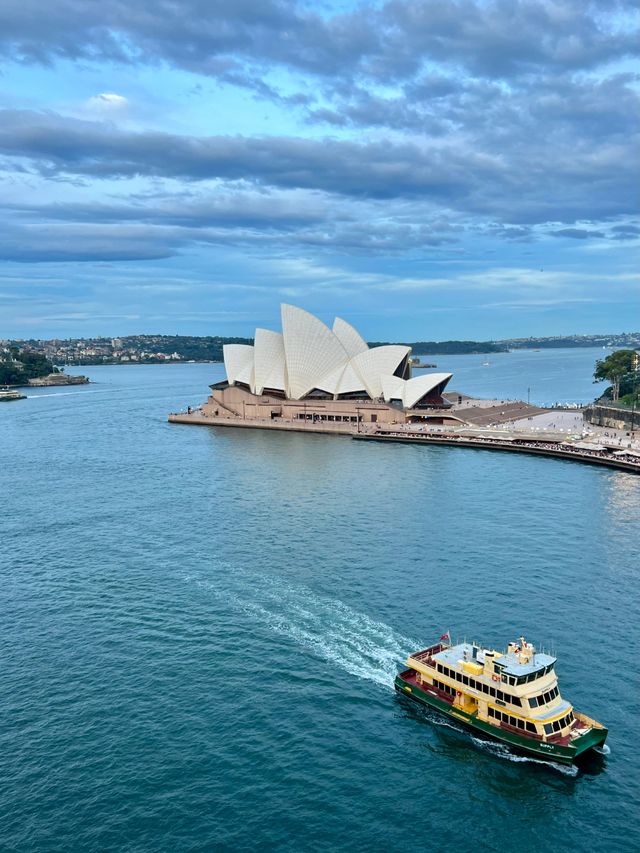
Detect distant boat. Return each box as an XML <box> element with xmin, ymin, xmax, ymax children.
<box><xmin>482</xmin><ymin>361</ymin><xmax>490</xmax><ymax>366</ymax></box>
<box><xmin>0</xmin><ymin>387</ymin><xmax>26</xmax><ymax>402</ymax></box>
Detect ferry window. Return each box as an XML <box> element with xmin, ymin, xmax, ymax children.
<box><xmin>530</xmin><ymin>697</ymin><xmax>538</xmax><ymax>708</ymax></box>
<box><xmin>437</xmin><ymin>664</ymin><xmax>442</xmax><ymax>673</ymax></box>
<box><xmin>544</xmin><ymin>723</ymin><xmax>553</xmax><ymax>734</ymax></box>
<box><xmin>488</xmin><ymin>707</ymin><xmax>494</xmax><ymax>718</ymax></box>
<box><xmin>511</xmin><ymin>697</ymin><xmax>522</xmax><ymax>707</ymax></box>
<box><xmin>463</xmin><ymin>676</ymin><xmax>469</xmax><ymax>686</ymax></box>
<box><xmin>553</xmin><ymin>720</ymin><xmax>561</xmax><ymax>732</ymax></box>
<box><xmin>482</xmin><ymin>684</ymin><xmax>488</xmax><ymax>694</ymax></box>
<box><xmin>517</xmin><ymin>719</ymin><xmax>524</xmax><ymax>729</ymax></box>
<box><xmin>497</xmin><ymin>690</ymin><xmax>504</xmax><ymax>701</ymax></box>
<box><xmin>489</xmin><ymin>687</ymin><xmax>495</xmax><ymax>697</ymax></box>
<box><xmin>509</xmin><ymin>716</ymin><xmax>516</xmax><ymax>727</ymax></box>
<box><xmin>526</xmin><ymin>722</ymin><xmax>536</xmax><ymax>733</ymax></box>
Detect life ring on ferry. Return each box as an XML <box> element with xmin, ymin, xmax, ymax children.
<box><xmin>456</xmin><ymin>690</ymin><xmax>462</xmax><ymax>698</ymax></box>
<box><xmin>492</xmin><ymin>674</ymin><xmax>500</xmax><ymax>682</ymax></box>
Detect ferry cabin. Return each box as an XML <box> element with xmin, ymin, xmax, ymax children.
<box><xmin>406</xmin><ymin>638</ymin><xmax>576</xmax><ymax>743</ymax></box>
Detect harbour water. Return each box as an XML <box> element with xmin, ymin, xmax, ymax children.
<box><xmin>1</xmin><ymin>350</ymin><xmax>639</xmax><ymax>852</ymax></box>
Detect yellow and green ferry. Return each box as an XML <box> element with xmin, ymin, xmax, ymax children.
<box><xmin>395</xmin><ymin>635</ymin><xmax>607</xmax><ymax>765</ymax></box>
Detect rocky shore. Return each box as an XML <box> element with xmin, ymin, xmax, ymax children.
<box><xmin>25</xmin><ymin>373</ymin><xmax>90</xmax><ymax>387</ymax></box>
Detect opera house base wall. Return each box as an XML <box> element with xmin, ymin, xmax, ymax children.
<box><xmin>204</xmin><ymin>384</ymin><xmax>404</xmax><ymax>425</ymax></box>
<box><xmin>168</xmin><ymin>384</ymin><xmax>464</xmax><ymax>432</ymax></box>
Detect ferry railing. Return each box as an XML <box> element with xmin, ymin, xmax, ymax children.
<box><xmin>409</xmin><ymin>643</ymin><xmax>447</xmax><ymax>663</ymax></box>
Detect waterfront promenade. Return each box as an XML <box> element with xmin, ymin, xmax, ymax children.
<box><xmin>168</xmin><ymin>409</ymin><xmax>640</xmax><ymax>474</ymax></box>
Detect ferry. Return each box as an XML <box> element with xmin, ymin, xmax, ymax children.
<box><xmin>0</xmin><ymin>387</ymin><xmax>26</xmax><ymax>402</ymax></box>
<box><xmin>395</xmin><ymin>635</ymin><xmax>608</xmax><ymax>765</ymax></box>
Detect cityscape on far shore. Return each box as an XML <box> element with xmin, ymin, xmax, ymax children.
<box><xmin>3</xmin><ymin>330</ymin><xmax>640</xmax><ymax>366</ymax></box>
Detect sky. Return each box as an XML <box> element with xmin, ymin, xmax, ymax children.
<box><xmin>0</xmin><ymin>0</ymin><xmax>638</xmax><ymax>341</ymax></box>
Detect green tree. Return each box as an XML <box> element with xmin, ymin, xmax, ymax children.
<box><xmin>594</xmin><ymin>349</ymin><xmax>637</xmax><ymax>402</ymax></box>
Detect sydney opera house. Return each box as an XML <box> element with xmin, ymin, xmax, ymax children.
<box><xmin>200</xmin><ymin>304</ymin><xmax>454</xmax><ymax>427</ymax></box>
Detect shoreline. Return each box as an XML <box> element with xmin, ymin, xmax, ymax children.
<box><xmin>354</xmin><ymin>431</ymin><xmax>640</xmax><ymax>474</ymax></box>
<box><xmin>168</xmin><ymin>412</ymin><xmax>640</xmax><ymax>474</ymax></box>
<box><xmin>8</xmin><ymin>377</ymin><xmax>91</xmax><ymax>389</ymax></box>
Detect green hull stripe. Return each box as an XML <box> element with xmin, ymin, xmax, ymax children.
<box><xmin>395</xmin><ymin>676</ymin><xmax>606</xmax><ymax>765</ymax></box>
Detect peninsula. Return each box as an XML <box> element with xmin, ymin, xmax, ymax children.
<box><xmin>168</xmin><ymin>304</ymin><xmax>640</xmax><ymax>475</ymax></box>
<box><xmin>0</xmin><ymin>346</ymin><xmax>89</xmax><ymax>388</ymax></box>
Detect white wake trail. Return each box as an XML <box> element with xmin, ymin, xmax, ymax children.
<box><xmin>189</xmin><ymin>567</ymin><xmax>419</xmax><ymax>690</ymax></box>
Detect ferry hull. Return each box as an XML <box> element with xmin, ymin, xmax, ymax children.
<box><xmin>394</xmin><ymin>673</ymin><xmax>607</xmax><ymax>766</ymax></box>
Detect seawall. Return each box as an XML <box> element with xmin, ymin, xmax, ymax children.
<box><xmin>584</xmin><ymin>403</ymin><xmax>638</xmax><ymax>432</ymax></box>
<box><xmin>168</xmin><ymin>412</ymin><xmax>640</xmax><ymax>474</ymax></box>
<box><xmin>353</xmin><ymin>432</ymin><xmax>640</xmax><ymax>474</ymax></box>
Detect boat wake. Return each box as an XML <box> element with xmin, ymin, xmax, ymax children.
<box><xmin>185</xmin><ymin>565</ymin><xmax>581</xmax><ymax>777</ymax></box>
<box><xmin>408</xmin><ymin>705</ymin><xmax>579</xmax><ymax>776</ymax></box>
<box><xmin>469</xmin><ymin>736</ymin><xmax>579</xmax><ymax>777</ymax></box>
<box><xmin>27</xmin><ymin>389</ymin><xmax>108</xmax><ymax>398</ymax></box>
<box><xmin>186</xmin><ymin>566</ymin><xmax>418</xmax><ymax>690</ymax></box>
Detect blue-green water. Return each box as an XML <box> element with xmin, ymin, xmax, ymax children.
<box><xmin>422</xmin><ymin>346</ymin><xmax>608</xmax><ymax>406</ymax></box>
<box><xmin>2</xmin><ymin>354</ymin><xmax>639</xmax><ymax>852</ymax></box>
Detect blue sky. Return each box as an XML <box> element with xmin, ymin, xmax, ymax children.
<box><xmin>0</xmin><ymin>0</ymin><xmax>638</xmax><ymax>340</ymax></box>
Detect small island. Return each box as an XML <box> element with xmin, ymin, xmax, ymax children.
<box><xmin>0</xmin><ymin>346</ymin><xmax>89</xmax><ymax>388</ymax></box>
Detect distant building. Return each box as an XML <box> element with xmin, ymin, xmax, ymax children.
<box><xmin>203</xmin><ymin>304</ymin><xmax>456</xmax><ymax>426</ymax></box>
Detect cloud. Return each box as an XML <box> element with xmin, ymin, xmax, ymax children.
<box><xmin>85</xmin><ymin>92</ymin><xmax>129</xmax><ymax>112</ymax></box>
<box><xmin>0</xmin><ymin>221</ymin><xmax>178</xmax><ymax>262</ymax></box>
<box><xmin>0</xmin><ymin>187</ymin><xmax>466</xmax><ymax>261</ymax></box>
<box><xmin>0</xmin><ymin>104</ymin><xmax>636</xmax><ymax>228</ymax></box>
<box><xmin>0</xmin><ymin>0</ymin><xmax>636</xmax><ymax>83</ymax></box>
<box><xmin>550</xmin><ymin>228</ymin><xmax>606</xmax><ymax>239</ymax></box>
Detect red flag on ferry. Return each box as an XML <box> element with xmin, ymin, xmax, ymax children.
<box><xmin>439</xmin><ymin>632</ymin><xmax>450</xmax><ymax>640</ymax></box>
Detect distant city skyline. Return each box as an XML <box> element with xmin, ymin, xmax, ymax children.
<box><xmin>0</xmin><ymin>1</ymin><xmax>637</xmax><ymax>339</ymax></box>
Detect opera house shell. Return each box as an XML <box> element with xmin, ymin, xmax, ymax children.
<box><xmin>220</xmin><ymin>304</ymin><xmax>452</xmax><ymax>409</ymax></box>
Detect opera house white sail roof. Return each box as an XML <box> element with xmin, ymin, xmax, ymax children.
<box><xmin>222</xmin><ymin>304</ymin><xmax>452</xmax><ymax>408</ymax></box>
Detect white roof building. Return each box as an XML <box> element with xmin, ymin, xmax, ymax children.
<box><xmin>222</xmin><ymin>304</ymin><xmax>452</xmax><ymax>408</ymax></box>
